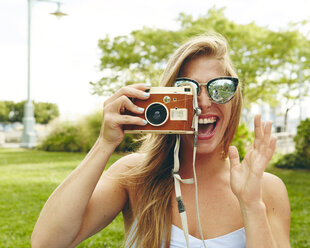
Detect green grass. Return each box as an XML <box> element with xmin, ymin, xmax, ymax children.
<box><xmin>0</xmin><ymin>148</ymin><xmax>123</xmax><ymax>248</ymax></box>
<box><xmin>0</xmin><ymin>148</ymin><xmax>309</xmax><ymax>247</ymax></box>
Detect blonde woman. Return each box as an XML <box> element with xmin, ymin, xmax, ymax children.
<box><xmin>32</xmin><ymin>34</ymin><xmax>291</xmax><ymax>248</ymax></box>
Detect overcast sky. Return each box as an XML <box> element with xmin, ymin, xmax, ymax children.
<box><xmin>0</xmin><ymin>0</ymin><xmax>310</xmax><ymax>120</ymax></box>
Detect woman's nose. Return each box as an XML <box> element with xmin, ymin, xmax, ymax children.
<box><xmin>198</xmin><ymin>87</ymin><xmax>212</xmax><ymax>110</ymax></box>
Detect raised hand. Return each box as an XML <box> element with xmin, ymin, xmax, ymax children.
<box><xmin>100</xmin><ymin>84</ymin><xmax>150</xmax><ymax>147</ymax></box>
<box><xmin>228</xmin><ymin>115</ymin><xmax>277</xmax><ymax>207</ymax></box>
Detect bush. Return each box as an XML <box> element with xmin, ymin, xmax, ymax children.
<box><xmin>39</xmin><ymin>111</ymin><xmax>142</xmax><ymax>153</ymax></box>
<box><xmin>231</xmin><ymin>122</ymin><xmax>254</xmax><ymax>160</ymax></box>
<box><xmin>273</xmin><ymin>153</ymin><xmax>304</xmax><ymax>169</ymax></box>
<box><xmin>79</xmin><ymin>111</ymin><xmax>102</xmax><ymax>152</ymax></box>
<box><xmin>294</xmin><ymin>118</ymin><xmax>310</xmax><ymax>160</ymax></box>
<box><xmin>38</xmin><ymin>122</ymin><xmax>88</xmax><ymax>152</ymax></box>
<box><xmin>274</xmin><ymin>118</ymin><xmax>310</xmax><ymax>169</ymax></box>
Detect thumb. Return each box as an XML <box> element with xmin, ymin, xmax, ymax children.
<box><xmin>228</xmin><ymin>146</ymin><xmax>240</xmax><ymax>169</ymax></box>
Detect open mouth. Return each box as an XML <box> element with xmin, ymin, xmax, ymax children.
<box><xmin>198</xmin><ymin>116</ymin><xmax>218</xmax><ymax>139</ymax></box>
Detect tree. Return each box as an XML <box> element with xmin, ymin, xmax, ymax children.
<box><xmin>263</xmin><ymin>25</ymin><xmax>310</xmax><ymax>131</ymax></box>
<box><xmin>274</xmin><ymin>118</ymin><xmax>310</xmax><ymax>169</ymax></box>
<box><xmin>34</xmin><ymin>102</ymin><xmax>60</xmax><ymax>124</ymax></box>
<box><xmin>0</xmin><ymin>101</ymin><xmax>59</xmax><ymax>124</ymax></box>
<box><xmin>0</xmin><ymin>101</ymin><xmax>14</xmax><ymax>123</ymax></box>
<box><xmin>90</xmin><ymin>7</ymin><xmax>310</xmax><ymax>113</ymax></box>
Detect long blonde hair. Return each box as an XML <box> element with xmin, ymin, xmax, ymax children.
<box><xmin>123</xmin><ymin>33</ymin><xmax>242</xmax><ymax>247</ymax></box>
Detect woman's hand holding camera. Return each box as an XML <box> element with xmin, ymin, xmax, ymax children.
<box><xmin>228</xmin><ymin>115</ymin><xmax>277</xmax><ymax>209</ymax></box>
<box><xmin>100</xmin><ymin>84</ymin><xmax>150</xmax><ymax>147</ymax></box>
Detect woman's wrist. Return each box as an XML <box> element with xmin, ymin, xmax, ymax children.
<box><xmin>96</xmin><ymin>136</ymin><xmax>119</xmax><ymax>152</ymax></box>
<box><xmin>239</xmin><ymin>200</ymin><xmax>267</xmax><ymax>219</ymax></box>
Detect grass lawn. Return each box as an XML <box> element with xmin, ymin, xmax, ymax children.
<box><xmin>0</xmin><ymin>148</ymin><xmax>309</xmax><ymax>247</ymax></box>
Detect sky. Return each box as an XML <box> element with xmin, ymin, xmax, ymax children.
<box><xmin>0</xmin><ymin>0</ymin><xmax>310</xmax><ymax>121</ymax></box>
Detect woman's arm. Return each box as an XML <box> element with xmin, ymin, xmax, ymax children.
<box><xmin>31</xmin><ymin>84</ymin><xmax>150</xmax><ymax>248</ymax></box>
<box><xmin>229</xmin><ymin>115</ymin><xmax>290</xmax><ymax>248</ymax></box>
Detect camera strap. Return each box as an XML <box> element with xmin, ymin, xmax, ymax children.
<box><xmin>172</xmin><ymin>83</ymin><xmax>207</xmax><ymax>248</ymax></box>
<box><xmin>172</xmin><ymin>135</ymin><xmax>193</xmax><ymax>247</ymax></box>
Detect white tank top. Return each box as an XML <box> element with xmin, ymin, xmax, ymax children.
<box><xmin>126</xmin><ymin>223</ymin><xmax>246</xmax><ymax>247</ymax></box>
<box><xmin>170</xmin><ymin>224</ymin><xmax>246</xmax><ymax>248</ymax></box>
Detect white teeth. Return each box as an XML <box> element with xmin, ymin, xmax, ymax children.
<box><xmin>198</xmin><ymin>117</ymin><xmax>217</xmax><ymax>124</ymax></box>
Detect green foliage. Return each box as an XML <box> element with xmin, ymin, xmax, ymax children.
<box><xmin>91</xmin><ymin>7</ymin><xmax>310</xmax><ymax>112</ymax></box>
<box><xmin>38</xmin><ymin>122</ymin><xmax>88</xmax><ymax>152</ymax></box>
<box><xmin>273</xmin><ymin>153</ymin><xmax>304</xmax><ymax>169</ymax></box>
<box><xmin>79</xmin><ymin>111</ymin><xmax>103</xmax><ymax>151</ymax></box>
<box><xmin>34</xmin><ymin>102</ymin><xmax>60</xmax><ymax>124</ymax></box>
<box><xmin>9</xmin><ymin>101</ymin><xmax>25</xmax><ymax>123</ymax></box>
<box><xmin>294</xmin><ymin>118</ymin><xmax>310</xmax><ymax>159</ymax></box>
<box><xmin>0</xmin><ymin>101</ymin><xmax>59</xmax><ymax>124</ymax></box>
<box><xmin>0</xmin><ymin>101</ymin><xmax>14</xmax><ymax>123</ymax></box>
<box><xmin>38</xmin><ymin>111</ymin><xmax>141</xmax><ymax>153</ymax></box>
<box><xmin>274</xmin><ymin>118</ymin><xmax>310</xmax><ymax>169</ymax></box>
<box><xmin>231</xmin><ymin>122</ymin><xmax>254</xmax><ymax>160</ymax></box>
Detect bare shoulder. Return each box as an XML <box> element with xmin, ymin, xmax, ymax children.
<box><xmin>262</xmin><ymin>172</ymin><xmax>288</xmax><ymax>197</ymax></box>
<box><xmin>262</xmin><ymin>172</ymin><xmax>291</xmax><ymax>218</ymax></box>
<box><xmin>104</xmin><ymin>152</ymin><xmax>146</xmax><ymax>176</ymax></box>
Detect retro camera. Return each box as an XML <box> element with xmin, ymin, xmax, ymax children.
<box><xmin>123</xmin><ymin>87</ymin><xmax>195</xmax><ymax>134</ymax></box>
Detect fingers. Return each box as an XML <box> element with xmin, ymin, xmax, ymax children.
<box><xmin>103</xmin><ymin>84</ymin><xmax>152</xmax><ymax>130</ymax></box>
<box><xmin>262</xmin><ymin>121</ymin><xmax>272</xmax><ymax>149</ymax></box>
<box><xmin>265</xmin><ymin>136</ymin><xmax>277</xmax><ymax>162</ymax></box>
<box><xmin>253</xmin><ymin>115</ymin><xmax>262</xmax><ymax>148</ymax></box>
<box><xmin>115</xmin><ymin>114</ymin><xmax>147</xmax><ymax>126</ymax></box>
<box><xmin>228</xmin><ymin>146</ymin><xmax>241</xmax><ymax>169</ymax></box>
<box><xmin>110</xmin><ymin>95</ymin><xmax>143</xmax><ymax>114</ymax></box>
<box><xmin>105</xmin><ymin>95</ymin><xmax>147</xmax><ymax>126</ymax></box>
<box><xmin>251</xmin><ymin>115</ymin><xmax>277</xmax><ymax>169</ymax></box>
<box><xmin>104</xmin><ymin>84</ymin><xmax>151</xmax><ymax>107</ymax></box>
<box><xmin>253</xmin><ymin>115</ymin><xmax>274</xmax><ymax>151</ymax></box>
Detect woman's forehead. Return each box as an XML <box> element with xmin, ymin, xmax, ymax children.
<box><xmin>179</xmin><ymin>57</ymin><xmax>225</xmax><ymax>83</ymax></box>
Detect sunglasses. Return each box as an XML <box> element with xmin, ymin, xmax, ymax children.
<box><xmin>174</xmin><ymin>77</ymin><xmax>239</xmax><ymax>104</ymax></box>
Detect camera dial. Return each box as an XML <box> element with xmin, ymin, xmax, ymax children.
<box><xmin>145</xmin><ymin>102</ymin><xmax>169</xmax><ymax>126</ymax></box>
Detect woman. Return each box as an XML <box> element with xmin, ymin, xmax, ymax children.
<box><xmin>31</xmin><ymin>34</ymin><xmax>291</xmax><ymax>248</ymax></box>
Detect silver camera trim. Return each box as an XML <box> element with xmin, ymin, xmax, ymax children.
<box><xmin>145</xmin><ymin>102</ymin><xmax>169</xmax><ymax>127</ymax></box>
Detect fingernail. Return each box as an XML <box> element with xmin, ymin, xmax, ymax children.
<box><xmin>142</xmin><ymin>119</ymin><xmax>148</xmax><ymax>125</ymax></box>
<box><xmin>138</xmin><ymin>107</ymin><xmax>144</xmax><ymax>113</ymax></box>
<box><xmin>144</xmin><ymin>92</ymin><xmax>150</xmax><ymax>97</ymax></box>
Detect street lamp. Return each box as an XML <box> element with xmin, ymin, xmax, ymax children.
<box><xmin>21</xmin><ymin>0</ymin><xmax>67</xmax><ymax>148</ymax></box>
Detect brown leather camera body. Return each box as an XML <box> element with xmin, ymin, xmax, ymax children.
<box><xmin>123</xmin><ymin>87</ymin><xmax>194</xmax><ymax>134</ymax></box>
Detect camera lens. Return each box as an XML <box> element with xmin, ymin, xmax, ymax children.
<box><xmin>145</xmin><ymin>103</ymin><xmax>168</xmax><ymax>126</ymax></box>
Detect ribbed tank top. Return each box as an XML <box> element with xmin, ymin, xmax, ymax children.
<box><xmin>126</xmin><ymin>223</ymin><xmax>246</xmax><ymax>247</ymax></box>
<box><xmin>169</xmin><ymin>224</ymin><xmax>246</xmax><ymax>248</ymax></box>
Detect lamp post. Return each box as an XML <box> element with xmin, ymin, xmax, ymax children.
<box><xmin>298</xmin><ymin>61</ymin><xmax>303</xmax><ymax>122</ymax></box>
<box><xmin>21</xmin><ymin>0</ymin><xmax>67</xmax><ymax>148</ymax></box>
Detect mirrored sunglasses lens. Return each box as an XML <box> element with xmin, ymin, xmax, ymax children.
<box><xmin>208</xmin><ymin>79</ymin><xmax>236</xmax><ymax>103</ymax></box>
<box><xmin>175</xmin><ymin>79</ymin><xmax>199</xmax><ymax>94</ymax></box>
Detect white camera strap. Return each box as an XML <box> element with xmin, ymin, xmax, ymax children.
<box><xmin>172</xmin><ymin>83</ymin><xmax>207</xmax><ymax>248</ymax></box>
<box><xmin>172</xmin><ymin>135</ymin><xmax>193</xmax><ymax>247</ymax></box>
